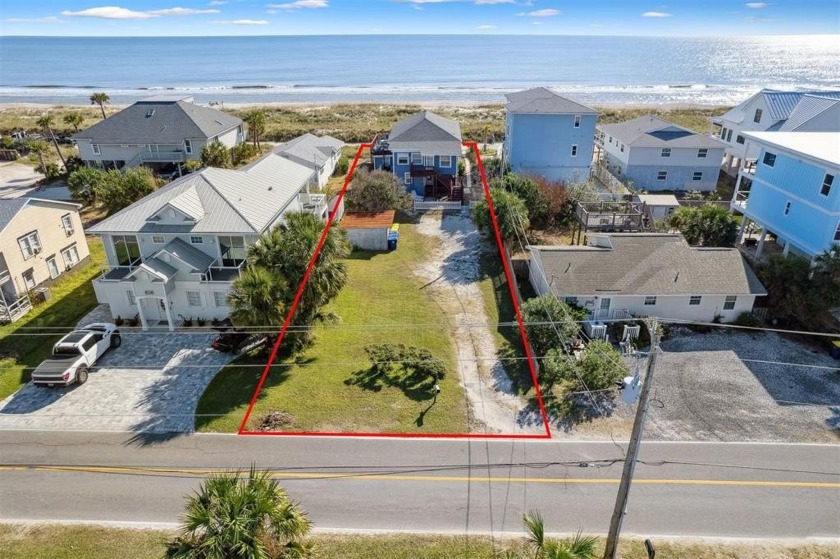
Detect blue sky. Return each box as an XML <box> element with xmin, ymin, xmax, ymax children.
<box><xmin>1</xmin><ymin>0</ymin><xmax>838</xmax><ymax>36</ymax></box>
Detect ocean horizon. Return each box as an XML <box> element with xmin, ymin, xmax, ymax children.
<box><xmin>1</xmin><ymin>34</ymin><xmax>838</xmax><ymax>106</ymax></box>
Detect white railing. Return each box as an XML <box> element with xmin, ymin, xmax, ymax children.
<box><xmin>299</xmin><ymin>193</ymin><xmax>327</xmax><ymax>216</ymax></box>
<box><xmin>414</xmin><ymin>200</ymin><xmax>463</xmax><ymax>212</ymax></box>
<box><xmin>0</xmin><ymin>293</ymin><xmax>32</xmax><ymax>323</ymax></box>
<box><xmin>584</xmin><ymin>321</ymin><xmax>608</xmax><ymax>340</ymax></box>
<box><xmin>141</xmin><ymin>151</ymin><xmax>186</xmax><ymax>163</ymax></box>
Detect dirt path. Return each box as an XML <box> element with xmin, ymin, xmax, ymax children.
<box><xmin>413</xmin><ymin>212</ymin><xmax>543</xmax><ymax>435</ymax></box>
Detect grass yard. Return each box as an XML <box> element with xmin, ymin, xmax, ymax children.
<box><xmin>196</xmin><ymin>217</ymin><xmax>469</xmax><ymax>433</ymax></box>
<box><xmin>0</xmin><ymin>238</ymin><xmax>105</xmax><ymax>401</ymax></box>
<box><xmin>3</xmin><ymin>524</ymin><xmax>838</xmax><ymax>559</ymax></box>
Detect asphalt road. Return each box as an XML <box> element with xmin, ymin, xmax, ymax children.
<box><xmin>0</xmin><ymin>431</ymin><xmax>838</xmax><ymax>539</ymax></box>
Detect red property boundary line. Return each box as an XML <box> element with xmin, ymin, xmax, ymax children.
<box><xmin>238</xmin><ymin>142</ymin><xmax>551</xmax><ymax>439</ymax></box>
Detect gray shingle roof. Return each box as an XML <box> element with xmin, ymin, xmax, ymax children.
<box><xmin>531</xmin><ymin>234</ymin><xmax>766</xmax><ymax>297</ymax></box>
<box><xmin>269</xmin><ymin>133</ymin><xmax>344</xmax><ymax>171</ymax></box>
<box><xmin>598</xmin><ymin>115</ymin><xmax>726</xmax><ymax>149</ymax></box>
<box><xmin>387</xmin><ymin>111</ymin><xmax>462</xmax><ymax>155</ymax></box>
<box><xmin>73</xmin><ymin>98</ymin><xmax>242</xmax><ymax>145</ymax></box>
<box><xmin>505</xmin><ymin>87</ymin><xmax>599</xmax><ymax>115</ymax></box>
<box><xmin>0</xmin><ymin>198</ymin><xmax>81</xmax><ymax>234</ymax></box>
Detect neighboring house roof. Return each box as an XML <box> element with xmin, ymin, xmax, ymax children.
<box><xmin>742</xmin><ymin>131</ymin><xmax>840</xmax><ymax>168</ymax></box>
<box><xmin>340</xmin><ymin>211</ymin><xmax>396</xmax><ymax>229</ymax></box>
<box><xmin>598</xmin><ymin>115</ymin><xmax>726</xmax><ymax>149</ymax></box>
<box><xmin>505</xmin><ymin>87</ymin><xmax>599</xmax><ymax>115</ymax></box>
<box><xmin>88</xmin><ymin>150</ymin><xmax>315</xmax><ymax>236</ymax></box>
<box><xmin>530</xmin><ymin>234</ymin><xmax>766</xmax><ymax>297</ymax></box>
<box><xmin>386</xmin><ymin>111</ymin><xmax>462</xmax><ymax>154</ymax></box>
<box><xmin>0</xmin><ymin>198</ymin><xmax>81</xmax><ymax>234</ymax></box>
<box><xmin>269</xmin><ymin>133</ymin><xmax>344</xmax><ymax>171</ymax></box>
<box><xmin>717</xmin><ymin>88</ymin><xmax>840</xmax><ymax>125</ymax></box>
<box><xmin>637</xmin><ymin>194</ymin><xmax>679</xmax><ymax>207</ymax></box>
<box><xmin>73</xmin><ymin>96</ymin><xmax>242</xmax><ymax>145</ymax></box>
<box><xmin>778</xmin><ymin>94</ymin><xmax>840</xmax><ymax>131</ymax></box>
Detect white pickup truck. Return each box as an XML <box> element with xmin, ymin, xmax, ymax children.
<box><xmin>31</xmin><ymin>323</ymin><xmax>121</xmax><ymax>387</ymax></box>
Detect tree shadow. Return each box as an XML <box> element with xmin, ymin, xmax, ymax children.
<box><xmin>538</xmin><ymin>391</ymin><xmax>620</xmax><ymax>433</ymax></box>
<box><xmin>344</xmin><ymin>363</ymin><xmax>437</xmax><ymax>402</ymax></box>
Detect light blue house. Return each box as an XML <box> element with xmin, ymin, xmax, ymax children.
<box><xmin>371</xmin><ymin>111</ymin><xmax>463</xmax><ymax>201</ymax></box>
<box><xmin>503</xmin><ymin>87</ymin><xmax>599</xmax><ymax>182</ymax></box>
<box><xmin>597</xmin><ymin>115</ymin><xmax>727</xmax><ymax>192</ymax></box>
<box><xmin>732</xmin><ymin>131</ymin><xmax>840</xmax><ymax>260</ymax></box>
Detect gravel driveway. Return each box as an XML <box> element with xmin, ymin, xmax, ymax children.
<box><xmin>0</xmin><ymin>330</ymin><xmax>234</xmax><ymax>434</ymax></box>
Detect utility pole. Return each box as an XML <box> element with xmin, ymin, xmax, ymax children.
<box><xmin>603</xmin><ymin>319</ymin><xmax>660</xmax><ymax>559</ymax></box>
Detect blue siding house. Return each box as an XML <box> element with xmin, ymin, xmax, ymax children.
<box><xmin>732</xmin><ymin>131</ymin><xmax>840</xmax><ymax>260</ymax></box>
<box><xmin>503</xmin><ymin>88</ymin><xmax>599</xmax><ymax>182</ymax></box>
<box><xmin>371</xmin><ymin>111</ymin><xmax>463</xmax><ymax>201</ymax></box>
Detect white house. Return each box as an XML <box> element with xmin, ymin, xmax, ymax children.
<box><xmin>528</xmin><ymin>233</ymin><xmax>766</xmax><ymax>324</ymax></box>
<box><xmin>88</xmin><ymin>149</ymin><xmax>325</xmax><ymax>330</ymax></box>
<box><xmin>73</xmin><ymin>95</ymin><xmax>244</xmax><ymax>172</ymax></box>
<box><xmin>271</xmin><ymin>133</ymin><xmax>345</xmax><ymax>189</ymax></box>
<box><xmin>597</xmin><ymin>115</ymin><xmax>726</xmax><ymax>192</ymax></box>
<box><xmin>713</xmin><ymin>89</ymin><xmax>840</xmax><ymax>175</ymax></box>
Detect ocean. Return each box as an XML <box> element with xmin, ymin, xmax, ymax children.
<box><xmin>1</xmin><ymin>35</ymin><xmax>838</xmax><ymax>106</ymax></box>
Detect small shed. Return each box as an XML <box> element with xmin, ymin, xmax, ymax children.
<box><xmin>636</xmin><ymin>194</ymin><xmax>680</xmax><ymax>220</ymax></box>
<box><xmin>340</xmin><ymin>211</ymin><xmax>396</xmax><ymax>251</ymax></box>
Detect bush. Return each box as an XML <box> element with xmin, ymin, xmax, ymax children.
<box><xmin>519</xmin><ymin>296</ymin><xmax>580</xmax><ymax>356</ymax></box>
<box><xmin>668</xmin><ymin>204</ymin><xmax>738</xmax><ymax>247</ymax></box>
<box><xmin>344</xmin><ymin>168</ymin><xmax>411</xmax><ymax>213</ymax></box>
<box><xmin>67</xmin><ymin>166</ymin><xmax>107</xmax><ymax>205</ymax></box>
<box><xmin>733</xmin><ymin>312</ymin><xmax>763</xmax><ymax>328</ymax></box>
<box><xmin>230</xmin><ymin>142</ymin><xmax>258</xmax><ymax>166</ymax></box>
<box><xmin>576</xmin><ymin>339</ymin><xmax>629</xmax><ymax>390</ymax></box>
<box><xmin>43</xmin><ymin>162</ymin><xmax>60</xmax><ymax>181</ymax></box>
<box><xmin>472</xmin><ymin>187</ymin><xmax>529</xmax><ymax>248</ymax></box>
<box><xmin>491</xmin><ymin>173</ymin><xmax>549</xmax><ymax>228</ymax></box>
<box><xmin>95</xmin><ymin>167</ymin><xmax>156</xmax><ymax>214</ymax></box>
<box><xmin>334</xmin><ymin>154</ymin><xmax>350</xmax><ymax>176</ymax></box>
<box><xmin>64</xmin><ymin>155</ymin><xmax>84</xmax><ymax>174</ymax></box>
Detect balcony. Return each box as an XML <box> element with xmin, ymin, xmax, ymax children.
<box><xmin>201</xmin><ymin>267</ymin><xmax>242</xmax><ymax>283</ymax></box>
<box><xmin>98</xmin><ymin>267</ymin><xmax>134</xmax><ymax>281</ymax></box>
<box><xmin>575</xmin><ymin>201</ymin><xmax>645</xmax><ymax>232</ymax></box>
<box><xmin>731</xmin><ymin>191</ymin><xmax>749</xmax><ymax>213</ymax></box>
<box><xmin>140</xmin><ymin>151</ymin><xmax>187</xmax><ymax>163</ymax></box>
<box><xmin>299</xmin><ymin>193</ymin><xmax>327</xmax><ymax>217</ymax></box>
<box><xmin>370</xmin><ymin>134</ymin><xmax>391</xmax><ymax>155</ymax></box>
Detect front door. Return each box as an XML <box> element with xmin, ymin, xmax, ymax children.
<box><xmin>598</xmin><ymin>297</ymin><xmax>611</xmax><ymax>319</ymax></box>
<box><xmin>139</xmin><ymin>297</ymin><xmax>164</xmax><ymax>325</ymax></box>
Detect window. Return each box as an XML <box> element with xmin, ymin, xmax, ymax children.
<box><xmin>424</xmin><ymin>155</ymin><xmax>434</xmax><ymax>167</ymax></box>
<box><xmin>113</xmin><ymin>235</ymin><xmax>141</xmax><ymax>266</ymax></box>
<box><xmin>46</xmin><ymin>257</ymin><xmax>59</xmax><ymax>279</ymax></box>
<box><xmin>184</xmin><ymin>139</ymin><xmax>193</xmax><ymax>155</ymax></box>
<box><xmin>82</xmin><ymin>337</ymin><xmax>97</xmax><ymax>352</ymax></box>
<box><xmin>821</xmin><ymin>174</ymin><xmax>834</xmax><ymax>197</ymax></box>
<box><xmin>564</xmin><ymin>297</ymin><xmax>578</xmax><ymax>305</ymax></box>
<box><xmin>736</xmin><ymin>135</ymin><xmax>745</xmax><ymax>145</ymax></box>
<box><xmin>152</xmin><ymin>235</ymin><xmax>165</xmax><ymax>244</ymax></box>
<box><xmin>784</xmin><ymin>201</ymin><xmax>791</xmax><ymax>216</ymax></box>
<box><xmin>644</xmin><ymin>296</ymin><xmax>657</xmax><ymax>306</ymax></box>
<box><xmin>61</xmin><ymin>214</ymin><xmax>73</xmax><ymax>234</ymax></box>
<box><xmin>661</xmin><ymin>148</ymin><xmax>671</xmax><ymax>158</ymax></box>
<box><xmin>397</xmin><ymin>154</ymin><xmax>409</xmax><ymax>165</ymax></box>
<box><xmin>574</xmin><ymin>115</ymin><xmax>581</xmax><ymax>128</ymax></box>
<box><xmin>608</xmin><ymin>135</ymin><xmax>613</xmax><ymax>144</ymax></box>
<box><xmin>213</xmin><ymin>291</ymin><xmax>228</xmax><ymax>308</ymax></box>
<box><xmin>411</xmin><ymin>153</ymin><xmax>422</xmax><ymax>165</ymax></box>
<box><xmin>190</xmin><ymin>236</ymin><xmax>203</xmax><ymax>244</ymax></box>
<box><xmin>726</xmin><ymin>130</ymin><xmax>733</xmax><ymax>142</ymax></box>
<box><xmin>61</xmin><ymin>244</ymin><xmax>80</xmax><ymax>269</ymax></box>
<box><xmin>91</xmin><ymin>144</ymin><xmax>101</xmax><ymax>155</ymax></box>
<box><xmin>753</xmin><ymin>108</ymin><xmax>763</xmax><ymax>123</ymax></box>
<box><xmin>723</xmin><ymin>295</ymin><xmax>737</xmax><ymax>310</ymax></box>
<box><xmin>218</xmin><ymin>236</ymin><xmax>247</xmax><ymax>267</ymax></box>
<box><xmin>439</xmin><ymin>155</ymin><xmax>452</xmax><ymax>167</ymax></box>
<box><xmin>835</xmin><ymin>221</ymin><xmax>840</xmax><ymax>241</ymax></box>
<box><xmin>186</xmin><ymin>291</ymin><xmax>202</xmax><ymax>307</ymax></box>
<box><xmin>698</xmin><ymin>148</ymin><xmax>708</xmax><ymax>158</ymax></box>
<box><xmin>720</xmin><ymin>127</ymin><xmax>727</xmax><ymax>140</ymax></box>
<box><xmin>693</xmin><ymin>172</ymin><xmax>703</xmax><ymax>181</ymax></box>
<box><xmin>762</xmin><ymin>151</ymin><xmax>776</xmax><ymax>167</ymax></box>
<box><xmin>657</xmin><ymin>170</ymin><xmax>668</xmax><ymax>181</ymax></box>
<box><xmin>404</xmin><ymin>172</ymin><xmax>411</xmax><ymax>185</ymax></box>
<box><xmin>18</xmin><ymin>231</ymin><xmax>41</xmax><ymax>260</ymax></box>
<box><xmin>22</xmin><ymin>269</ymin><xmax>35</xmax><ymax>290</ymax></box>
<box><xmin>689</xmin><ymin>295</ymin><xmax>702</xmax><ymax>306</ymax></box>
<box><xmin>127</xmin><ymin>290</ymin><xmax>136</xmax><ymax>306</ymax></box>
<box><xmin>620</xmin><ymin>143</ymin><xmax>625</xmax><ymax>153</ymax></box>
<box><xmin>571</xmin><ymin>145</ymin><xmax>578</xmax><ymax>157</ymax></box>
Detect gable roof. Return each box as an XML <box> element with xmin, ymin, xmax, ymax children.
<box><xmin>598</xmin><ymin>115</ymin><xmax>726</xmax><ymax>149</ymax></box>
<box><xmin>717</xmin><ymin>88</ymin><xmax>840</xmax><ymax>125</ymax></box>
<box><xmin>531</xmin><ymin>234</ymin><xmax>765</xmax><ymax>297</ymax></box>
<box><xmin>88</xmin><ymin>149</ymin><xmax>315</xmax><ymax>236</ymax></box>
<box><xmin>505</xmin><ymin>87</ymin><xmax>599</xmax><ymax>115</ymax></box>
<box><xmin>778</xmin><ymin>94</ymin><xmax>840</xmax><ymax>132</ymax></box>
<box><xmin>0</xmin><ymin>198</ymin><xmax>81</xmax><ymax>234</ymax></box>
<box><xmin>269</xmin><ymin>133</ymin><xmax>344</xmax><ymax>171</ymax></box>
<box><xmin>386</xmin><ymin>111</ymin><xmax>462</xmax><ymax>154</ymax></box>
<box><xmin>157</xmin><ymin>238</ymin><xmax>215</xmax><ymax>272</ymax></box>
<box><xmin>73</xmin><ymin>97</ymin><xmax>242</xmax><ymax>145</ymax></box>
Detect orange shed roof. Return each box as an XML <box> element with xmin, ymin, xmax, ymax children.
<box><xmin>341</xmin><ymin>210</ymin><xmax>396</xmax><ymax>229</ymax></box>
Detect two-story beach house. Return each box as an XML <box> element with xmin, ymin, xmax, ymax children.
<box><xmin>88</xmin><ymin>151</ymin><xmax>326</xmax><ymax>330</ymax></box>
<box><xmin>528</xmin><ymin>233</ymin><xmax>766</xmax><ymax>326</ymax></box>
<box><xmin>731</xmin><ymin>131</ymin><xmax>840</xmax><ymax>260</ymax></box>
<box><xmin>0</xmin><ymin>198</ymin><xmax>90</xmax><ymax>322</ymax></box>
<box><xmin>596</xmin><ymin>115</ymin><xmax>727</xmax><ymax>192</ymax></box>
<box><xmin>371</xmin><ymin>111</ymin><xmax>463</xmax><ymax>201</ymax></box>
<box><xmin>713</xmin><ymin>89</ymin><xmax>840</xmax><ymax>175</ymax></box>
<box><xmin>272</xmin><ymin>133</ymin><xmax>345</xmax><ymax>189</ymax></box>
<box><xmin>502</xmin><ymin>87</ymin><xmax>599</xmax><ymax>182</ymax></box>
<box><xmin>73</xmin><ymin>95</ymin><xmax>244</xmax><ymax>172</ymax></box>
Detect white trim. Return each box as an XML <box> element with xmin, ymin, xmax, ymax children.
<box><xmin>573</xmin><ymin>114</ymin><xmax>581</xmax><ymax>128</ymax></box>
<box><xmin>91</xmin><ymin>144</ymin><xmax>101</xmax><ymax>155</ymax></box>
<box><xmin>439</xmin><ymin>155</ymin><xmax>452</xmax><ymax>168</ymax></box>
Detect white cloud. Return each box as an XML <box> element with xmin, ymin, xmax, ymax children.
<box><xmin>395</xmin><ymin>0</ymin><xmax>515</xmax><ymax>4</ymax></box>
<box><xmin>746</xmin><ymin>2</ymin><xmax>771</xmax><ymax>7</ymax></box>
<box><xmin>532</xmin><ymin>21</ymin><xmax>542</xmax><ymax>25</ymax></box>
<box><xmin>4</xmin><ymin>16</ymin><xmax>62</xmax><ymax>23</ymax></box>
<box><xmin>266</xmin><ymin>0</ymin><xmax>328</xmax><ymax>9</ymax></box>
<box><xmin>475</xmin><ymin>0</ymin><xmax>515</xmax><ymax>4</ymax></box>
<box><xmin>208</xmin><ymin>0</ymin><xmax>228</xmax><ymax>5</ymax></box>
<box><xmin>642</xmin><ymin>11</ymin><xmax>671</xmax><ymax>17</ymax></box>
<box><xmin>61</xmin><ymin>6</ymin><xmax>219</xmax><ymax>19</ymax></box>
<box><xmin>476</xmin><ymin>24</ymin><xmax>497</xmax><ymax>30</ymax></box>
<box><xmin>215</xmin><ymin>18</ymin><xmax>271</xmax><ymax>24</ymax></box>
<box><xmin>517</xmin><ymin>9</ymin><xmax>560</xmax><ymax>17</ymax></box>
<box><xmin>146</xmin><ymin>7</ymin><xmax>220</xmax><ymax>16</ymax></box>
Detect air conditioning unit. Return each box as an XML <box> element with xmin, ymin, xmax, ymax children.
<box><xmin>33</xmin><ymin>247</ymin><xmax>42</xmax><ymax>255</ymax></box>
<box><xmin>65</xmin><ymin>228</ymin><xmax>74</xmax><ymax>236</ymax></box>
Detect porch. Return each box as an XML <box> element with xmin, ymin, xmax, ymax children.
<box><xmin>0</xmin><ymin>269</ymin><xmax>32</xmax><ymax>323</ymax></box>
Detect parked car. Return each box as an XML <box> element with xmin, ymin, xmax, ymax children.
<box><xmin>32</xmin><ymin>323</ymin><xmax>121</xmax><ymax>387</ymax></box>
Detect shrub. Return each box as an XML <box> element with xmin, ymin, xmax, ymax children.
<box><xmin>43</xmin><ymin>162</ymin><xmax>60</xmax><ymax>181</ymax></box>
<box><xmin>491</xmin><ymin>173</ymin><xmax>549</xmax><ymax>228</ymax></box>
<box><xmin>334</xmin><ymin>153</ymin><xmax>350</xmax><ymax>176</ymax></box>
<box><xmin>94</xmin><ymin>167</ymin><xmax>156</xmax><ymax>214</ymax></box>
<box><xmin>472</xmin><ymin>187</ymin><xmax>529</xmax><ymax>248</ymax></box>
<box><xmin>230</xmin><ymin>142</ymin><xmax>258</xmax><ymax>166</ymax></box>
<box><xmin>733</xmin><ymin>312</ymin><xmax>763</xmax><ymax>328</ymax></box>
<box><xmin>519</xmin><ymin>296</ymin><xmax>580</xmax><ymax>356</ymax></box>
<box><xmin>67</xmin><ymin>166</ymin><xmax>107</xmax><ymax>205</ymax></box>
<box><xmin>576</xmin><ymin>339</ymin><xmax>630</xmax><ymax>390</ymax></box>
<box><xmin>113</xmin><ymin>316</ymin><xmax>124</xmax><ymax>327</ymax></box>
<box><xmin>668</xmin><ymin>204</ymin><xmax>738</xmax><ymax>247</ymax></box>
<box><xmin>345</xmin><ymin>168</ymin><xmax>411</xmax><ymax>213</ymax></box>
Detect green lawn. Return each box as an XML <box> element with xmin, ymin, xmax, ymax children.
<box><xmin>196</xmin><ymin>217</ymin><xmax>468</xmax><ymax>433</ymax></box>
<box><xmin>0</xmin><ymin>238</ymin><xmax>105</xmax><ymax>401</ymax></box>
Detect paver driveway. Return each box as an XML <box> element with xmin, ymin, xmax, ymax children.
<box><xmin>0</xmin><ymin>331</ymin><xmax>234</xmax><ymax>433</ymax></box>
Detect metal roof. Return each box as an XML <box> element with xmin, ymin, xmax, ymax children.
<box><xmin>742</xmin><ymin>131</ymin><xmax>840</xmax><ymax>168</ymax></box>
<box><xmin>387</xmin><ymin>111</ymin><xmax>462</xmax><ymax>155</ymax></box>
<box><xmin>598</xmin><ymin>115</ymin><xmax>726</xmax><ymax>149</ymax></box>
<box><xmin>340</xmin><ymin>211</ymin><xmax>396</xmax><ymax>229</ymax></box>
<box><xmin>718</xmin><ymin>89</ymin><xmax>840</xmax><ymax>125</ymax></box>
<box><xmin>128</xmin><ymin>257</ymin><xmax>178</xmax><ymax>281</ymax></box>
<box><xmin>0</xmin><ymin>198</ymin><xmax>81</xmax><ymax>234</ymax></box>
<box><xmin>778</xmin><ymin>95</ymin><xmax>840</xmax><ymax>132</ymax></box>
<box><xmin>531</xmin><ymin>234</ymin><xmax>766</xmax><ymax>297</ymax></box>
<box><xmin>269</xmin><ymin>133</ymin><xmax>344</xmax><ymax>171</ymax></box>
<box><xmin>73</xmin><ymin>99</ymin><xmax>242</xmax><ymax>144</ymax></box>
<box><xmin>505</xmin><ymin>87</ymin><xmax>599</xmax><ymax>115</ymax></box>
<box><xmin>156</xmin><ymin>238</ymin><xmax>214</xmax><ymax>272</ymax></box>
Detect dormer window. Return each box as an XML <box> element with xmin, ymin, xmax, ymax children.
<box><xmin>145</xmin><ymin>109</ymin><xmax>155</xmax><ymax>118</ymax></box>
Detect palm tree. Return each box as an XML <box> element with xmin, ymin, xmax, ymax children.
<box><xmin>166</xmin><ymin>466</ymin><xmax>313</xmax><ymax>559</ymax></box>
<box><xmin>228</xmin><ymin>266</ymin><xmax>288</xmax><ymax>347</ymax></box>
<box><xmin>244</xmin><ymin>109</ymin><xmax>266</xmax><ymax>149</ymax></box>
<box><xmin>35</xmin><ymin>114</ymin><xmax>67</xmax><ymax>169</ymax></box>
<box><xmin>200</xmin><ymin>140</ymin><xmax>232</xmax><ymax>169</ymax></box>
<box><xmin>523</xmin><ymin>511</ymin><xmax>598</xmax><ymax>559</ymax></box>
<box><xmin>27</xmin><ymin>140</ymin><xmax>49</xmax><ymax>174</ymax></box>
<box><xmin>62</xmin><ymin>112</ymin><xmax>84</xmax><ymax>132</ymax></box>
<box><xmin>89</xmin><ymin>92</ymin><xmax>110</xmax><ymax>120</ymax></box>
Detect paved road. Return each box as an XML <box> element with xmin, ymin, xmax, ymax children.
<box><xmin>1</xmin><ymin>432</ymin><xmax>837</xmax><ymax>538</ymax></box>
